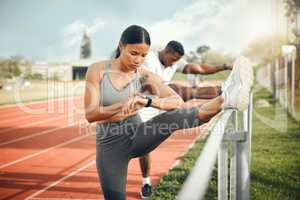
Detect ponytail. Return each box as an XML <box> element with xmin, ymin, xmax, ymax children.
<box><xmin>115</xmin><ymin>47</ymin><xmax>121</xmax><ymax>58</ymax></box>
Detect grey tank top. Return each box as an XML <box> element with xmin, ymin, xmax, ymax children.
<box><xmin>100</xmin><ymin>61</ymin><xmax>143</xmax><ymax>106</ymax></box>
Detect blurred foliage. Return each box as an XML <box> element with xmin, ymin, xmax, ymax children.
<box><xmin>0</xmin><ymin>55</ymin><xmax>32</xmax><ymax>79</ymax></box>
<box><xmin>47</xmin><ymin>72</ymin><xmax>60</xmax><ymax>81</ymax></box>
<box><xmin>185</xmin><ymin>45</ymin><xmax>233</xmax><ymax>65</ymax></box>
<box><xmin>243</xmin><ymin>33</ymin><xmax>288</xmax><ymax>64</ymax></box>
<box><xmin>196</xmin><ymin>45</ymin><xmax>210</xmax><ymax>54</ymax></box>
<box><xmin>24</xmin><ymin>73</ymin><xmax>43</xmax><ymax>80</ymax></box>
<box><xmin>284</xmin><ymin>0</ymin><xmax>300</xmax><ymax>21</ymax></box>
<box><xmin>201</xmin><ymin>49</ymin><xmax>234</xmax><ymax>65</ymax></box>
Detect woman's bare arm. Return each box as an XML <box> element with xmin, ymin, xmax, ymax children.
<box><xmin>84</xmin><ymin>63</ymin><xmax>126</xmax><ymax>123</ymax></box>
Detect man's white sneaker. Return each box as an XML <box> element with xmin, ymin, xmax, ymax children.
<box><xmin>222</xmin><ymin>56</ymin><xmax>253</xmax><ymax>111</ymax></box>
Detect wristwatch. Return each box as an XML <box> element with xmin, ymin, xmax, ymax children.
<box><xmin>223</xmin><ymin>64</ymin><xmax>230</xmax><ymax>70</ymax></box>
<box><xmin>144</xmin><ymin>95</ymin><xmax>152</xmax><ymax>107</ymax></box>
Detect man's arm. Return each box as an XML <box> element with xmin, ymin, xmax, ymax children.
<box><xmin>182</xmin><ymin>63</ymin><xmax>232</xmax><ymax>75</ymax></box>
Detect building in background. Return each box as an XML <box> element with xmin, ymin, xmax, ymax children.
<box><xmin>30</xmin><ymin>32</ymin><xmax>95</xmax><ymax>81</ymax></box>
<box><xmin>30</xmin><ymin>58</ymin><xmax>96</xmax><ymax>81</ymax></box>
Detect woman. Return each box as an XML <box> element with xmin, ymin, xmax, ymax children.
<box><xmin>84</xmin><ymin>25</ymin><xmax>252</xmax><ymax>200</ymax></box>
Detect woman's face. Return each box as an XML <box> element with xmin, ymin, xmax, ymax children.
<box><xmin>119</xmin><ymin>43</ymin><xmax>150</xmax><ymax>71</ymax></box>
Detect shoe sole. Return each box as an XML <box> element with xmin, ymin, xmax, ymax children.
<box><xmin>237</xmin><ymin>56</ymin><xmax>253</xmax><ymax>90</ymax></box>
<box><xmin>233</xmin><ymin>56</ymin><xmax>253</xmax><ymax>110</ymax></box>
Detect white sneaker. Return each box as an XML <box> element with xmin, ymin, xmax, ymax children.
<box><xmin>222</xmin><ymin>56</ymin><xmax>253</xmax><ymax>111</ymax></box>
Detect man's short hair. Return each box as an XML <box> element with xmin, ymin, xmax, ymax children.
<box><xmin>165</xmin><ymin>40</ymin><xmax>185</xmax><ymax>56</ymax></box>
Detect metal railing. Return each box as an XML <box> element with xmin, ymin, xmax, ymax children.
<box><xmin>263</xmin><ymin>51</ymin><xmax>299</xmax><ymax>121</ymax></box>
<box><xmin>177</xmin><ymin>93</ymin><xmax>253</xmax><ymax>200</ymax></box>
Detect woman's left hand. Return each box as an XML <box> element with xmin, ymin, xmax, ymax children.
<box><xmin>121</xmin><ymin>92</ymin><xmax>147</xmax><ymax>115</ymax></box>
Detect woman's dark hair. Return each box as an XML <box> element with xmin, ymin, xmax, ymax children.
<box><xmin>166</xmin><ymin>40</ymin><xmax>185</xmax><ymax>56</ymax></box>
<box><xmin>115</xmin><ymin>25</ymin><xmax>151</xmax><ymax>58</ymax></box>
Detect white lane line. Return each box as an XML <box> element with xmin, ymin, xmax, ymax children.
<box><xmin>0</xmin><ymin>96</ymin><xmax>82</xmax><ymax>120</ymax></box>
<box><xmin>0</xmin><ymin>113</ymin><xmax>66</xmax><ymax>124</ymax></box>
<box><xmin>0</xmin><ymin>115</ymin><xmax>69</xmax><ymax>134</ymax></box>
<box><xmin>25</xmin><ymin>160</ymin><xmax>95</xmax><ymax>200</ymax></box>
<box><xmin>0</xmin><ymin>124</ymin><xmax>74</xmax><ymax>147</ymax></box>
<box><xmin>0</xmin><ymin>96</ymin><xmax>81</xmax><ymax>110</ymax></box>
<box><xmin>0</xmin><ymin>133</ymin><xmax>91</xmax><ymax>170</ymax></box>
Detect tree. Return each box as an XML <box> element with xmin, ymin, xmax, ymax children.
<box><xmin>196</xmin><ymin>45</ymin><xmax>210</xmax><ymax>55</ymax></box>
<box><xmin>185</xmin><ymin>45</ymin><xmax>232</xmax><ymax>65</ymax></box>
<box><xmin>0</xmin><ymin>57</ymin><xmax>21</xmax><ymax>78</ymax></box>
<box><xmin>284</xmin><ymin>0</ymin><xmax>300</xmax><ymax>20</ymax></box>
<box><xmin>80</xmin><ymin>32</ymin><xmax>92</xmax><ymax>59</ymax></box>
<box><xmin>0</xmin><ymin>55</ymin><xmax>31</xmax><ymax>79</ymax></box>
<box><xmin>243</xmin><ymin>33</ymin><xmax>288</xmax><ymax>64</ymax></box>
<box><xmin>185</xmin><ymin>45</ymin><xmax>211</xmax><ymax>63</ymax></box>
<box><xmin>283</xmin><ymin>0</ymin><xmax>300</xmax><ymax>44</ymax></box>
<box><xmin>201</xmin><ymin>49</ymin><xmax>234</xmax><ymax>65</ymax></box>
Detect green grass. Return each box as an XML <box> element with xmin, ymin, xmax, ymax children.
<box><xmin>250</xmin><ymin>85</ymin><xmax>300</xmax><ymax>200</ymax></box>
<box><xmin>149</xmin><ymin>84</ymin><xmax>300</xmax><ymax>200</ymax></box>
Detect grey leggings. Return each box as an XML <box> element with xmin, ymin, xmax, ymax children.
<box><xmin>96</xmin><ymin>106</ymin><xmax>203</xmax><ymax>200</ymax></box>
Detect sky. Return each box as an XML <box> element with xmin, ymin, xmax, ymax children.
<box><xmin>0</xmin><ymin>0</ymin><xmax>280</xmax><ymax>62</ymax></box>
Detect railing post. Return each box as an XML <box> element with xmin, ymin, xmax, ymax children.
<box><xmin>248</xmin><ymin>93</ymin><xmax>253</xmax><ymax>166</ymax></box>
<box><xmin>230</xmin><ymin>110</ymin><xmax>238</xmax><ymax>200</ymax></box>
<box><xmin>275</xmin><ymin>59</ymin><xmax>279</xmax><ymax>100</ymax></box>
<box><xmin>291</xmin><ymin>53</ymin><xmax>296</xmax><ymax>116</ymax></box>
<box><xmin>271</xmin><ymin>60</ymin><xmax>276</xmax><ymax>99</ymax></box>
<box><xmin>284</xmin><ymin>56</ymin><xmax>288</xmax><ymax>109</ymax></box>
<box><xmin>230</xmin><ymin>93</ymin><xmax>253</xmax><ymax>200</ymax></box>
<box><xmin>218</xmin><ymin>140</ymin><xmax>228</xmax><ymax>200</ymax></box>
<box><xmin>236</xmin><ymin>93</ymin><xmax>252</xmax><ymax>200</ymax></box>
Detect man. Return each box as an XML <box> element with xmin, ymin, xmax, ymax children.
<box><xmin>138</xmin><ymin>40</ymin><xmax>232</xmax><ymax>199</ymax></box>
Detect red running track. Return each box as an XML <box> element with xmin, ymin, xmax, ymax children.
<box><xmin>0</xmin><ymin>97</ymin><xmax>209</xmax><ymax>200</ymax></box>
